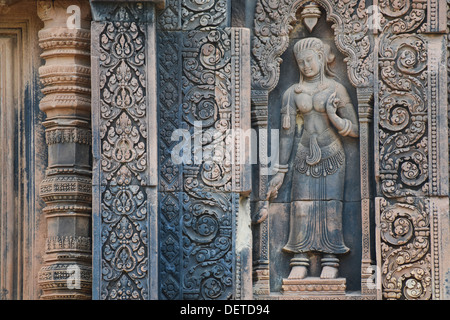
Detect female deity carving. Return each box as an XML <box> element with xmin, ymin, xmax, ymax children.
<box><xmin>266</xmin><ymin>37</ymin><xmax>359</xmax><ymax>279</ymax></box>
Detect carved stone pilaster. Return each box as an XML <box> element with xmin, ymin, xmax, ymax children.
<box><xmin>356</xmin><ymin>87</ymin><xmax>375</xmax><ymax>295</ymax></box>
<box><xmin>37</xmin><ymin>0</ymin><xmax>92</xmax><ymax>299</ymax></box>
<box><xmin>157</xmin><ymin>1</ymin><xmax>252</xmax><ymax>300</ymax></box>
<box><xmin>250</xmin><ymin>89</ymin><xmax>270</xmax><ymax>296</ymax></box>
<box><xmin>374</xmin><ymin>0</ymin><xmax>450</xmax><ymax>300</ymax></box>
<box><xmin>90</xmin><ymin>0</ymin><xmax>162</xmax><ymax>300</ymax></box>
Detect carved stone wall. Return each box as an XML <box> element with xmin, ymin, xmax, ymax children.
<box><xmin>250</xmin><ymin>0</ymin><xmax>376</xmax><ymax>299</ymax></box>
<box><xmin>374</xmin><ymin>0</ymin><xmax>450</xmax><ymax>300</ymax></box>
<box><xmin>90</xmin><ymin>0</ymin><xmax>161</xmax><ymax>300</ymax></box>
<box><xmin>1</xmin><ymin>0</ymin><xmax>450</xmax><ymax>301</ymax></box>
<box><xmin>156</xmin><ymin>0</ymin><xmax>252</xmax><ymax>300</ymax></box>
<box><xmin>249</xmin><ymin>0</ymin><xmax>450</xmax><ymax>300</ymax></box>
<box><xmin>90</xmin><ymin>0</ymin><xmax>251</xmax><ymax>300</ymax></box>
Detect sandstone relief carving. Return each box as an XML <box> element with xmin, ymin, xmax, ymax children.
<box><xmin>266</xmin><ymin>37</ymin><xmax>359</xmax><ymax>281</ymax></box>
<box><xmin>250</xmin><ymin>0</ymin><xmax>375</xmax><ymax>298</ymax></box>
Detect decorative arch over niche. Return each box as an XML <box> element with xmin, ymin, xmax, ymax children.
<box><xmin>250</xmin><ymin>0</ymin><xmax>376</xmax><ymax>298</ymax></box>
<box><xmin>251</xmin><ymin>0</ymin><xmax>373</xmax><ymax>92</ymax></box>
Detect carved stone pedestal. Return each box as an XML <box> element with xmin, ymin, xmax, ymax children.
<box><xmin>281</xmin><ymin>278</ymin><xmax>346</xmax><ymax>297</ymax></box>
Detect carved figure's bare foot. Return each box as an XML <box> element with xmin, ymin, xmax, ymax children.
<box><xmin>320</xmin><ymin>266</ymin><xmax>338</xmax><ymax>279</ymax></box>
<box><xmin>288</xmin><ymin>266</ymin><xmax>308</xmax><ymax>279</ymax></box>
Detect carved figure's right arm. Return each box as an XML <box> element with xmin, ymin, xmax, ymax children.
<box><xmin>278</xmin><ymin>86</ymin><xmax>297</xmax><ymax>168</ymax></box>
<box><xmin>266</xmin><ymin>86</ymin><xmax>298</xmax><ymax>200</ymax></box>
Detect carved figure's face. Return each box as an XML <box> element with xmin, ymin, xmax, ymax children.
<box><xmin>296</xmin><ymin>49</ymin><xmax>321</xmax><ymax>78</ymax></box>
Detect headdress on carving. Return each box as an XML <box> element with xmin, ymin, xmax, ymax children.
<box><xmin>293</xmin><ymin>37</ymin><xmax>336</xmax><ymax>93</ymax></box>
<box><xmin>282</xmin><ymin>37</ymin><xmax>338</xmax><ymax>130</ymax></box>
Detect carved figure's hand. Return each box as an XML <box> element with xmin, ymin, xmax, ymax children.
<box><xmin>326</xmin><ymin>91</ymin><xmax>340</xmax><ymax>116</ymax></box>
<box><xmin>266</xmin><ymin>172</ymin><xmax>285</xmax><ymax>200</ymax></box>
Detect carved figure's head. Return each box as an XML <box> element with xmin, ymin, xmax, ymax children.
<box><xmin>293</xmin><ymin>37</ymin><xmax>336</xmax><ymax>89</ymax></box>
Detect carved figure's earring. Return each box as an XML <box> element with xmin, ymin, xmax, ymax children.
<box><xmin>295</xmin><ymin>68</ymin><xmax>303</xmax><ymax>94</ymax></box>
<box><xmin>282</xmin><ymin>89</ymin><xmax>293</xmax><ymax>130</ymax></box>
<box><xmin>317</xmin><ymin>53</ymin><xmax>329</xmax><ymax>90</ymax></box>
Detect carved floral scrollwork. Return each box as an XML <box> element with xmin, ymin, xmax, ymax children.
<box><xmin>378</xmin><ymin>198</ymin><xmax>431</xmax><ymax>300</ymax></box>
<box><xmin>378</xmin><ymin>0</ymin><xmax>411</xmax><ymax>18</ymax></box>
<box><xmin>182</xmin><ymin>29</ymin><xmax>233</xmax><ymax>192</ymax></box>
<box><xmin>158</xmin><ymin>27</ymin><xmax>238</xmax><ymax>300</ymax></box>
<box><xmin>102</xmin><ymin>112</ymin><xmax>146</xmax><ymax>181</ymax></box>
<box><xmin>377</xmin><ymin>0</ymin><xmax>426</xmax><ymax>34</ymax></box>
<box><xmin>158</xmin><ymin>0</ymin><xmax>229</xmax><ymax>31</ymax></box>
<box><xmin>179</xmin><ymin>29</ymin><xmax>235</xmax><ymax>298</ymax></box>
<box><xmin>375</xmin><ymin>1</ymin><xmax>438</xmax><ymax>300</ymax></box>
<box><xmin>182</xmin><ymin>0</ymin><xmax>228</xmax><ymax>30</ymax></box>
<box><xmin>98</xmin><ymin>15</ymin><xmax>149</xmax><ymax>299</ymax></box>
<box><xmin>157</xmin><ymin>26</ymin><xmax>183</xmax><ymax>299</ymax></box>
<box><xmin>181</xmin><ymin>189</ymin><xmax>234</xmax><ymax>300</ymax></box>
<box><xmin>378</xmin><ymin>33</ymin><xmax>429</xmax><ymax>199</ymax></box>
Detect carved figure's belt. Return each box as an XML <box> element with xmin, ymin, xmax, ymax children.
<box><xmin>294</xmin><ymin>129</ymin><xmax>344</xmax><ymax>177</ymax></box>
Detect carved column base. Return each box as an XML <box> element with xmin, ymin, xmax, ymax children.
<box><xmin>252</xmin><ymin>263</ymin><xmax>270</xmax><ymax>296</ymax></box>
<box><xmin>281</xmin><ymin>277</ymin><xmax>346</xmax><ymax>296</ymax></box>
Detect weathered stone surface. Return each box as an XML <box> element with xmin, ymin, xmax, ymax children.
<box><xmin>374</xmin><ymin>0</ymin><xmax>450</xmax><ymax>300</ymax></box>
<box><xmin>250</xmin><ymin>0</ymin><xmax>374</xmax><ymax>300</ymax></box>
<box><xmin>1</xmin><ymin>0</ymin><xmax>450</xmax><ymax>301</ymax></box>
<box><xmin>156</xmin><ymin>17</ymin><xmax>252</xmax><ymax>298</ymax></box>
<box><xmin>90</xmin><ymin>0</ymin><xmax>160</xmax><ymax>300</ymax></box>
<box><xmin>281</xmin><ymin>277</ymin><xmax>346</xmax><ymax>296</ymax></box>
<box><xmin>37</xmin><ymin>0</ymin><xmax>93</xmax><ymax>300</ymax></box>
<box><xmin>249</xmin><ymin>0</ymin><xmax>449</xmax><ymax>301</ymax></box>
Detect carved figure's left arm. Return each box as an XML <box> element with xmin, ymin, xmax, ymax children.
<box><xmin>327</xmin><ymin>83</ymin><xmax>359</xmax><ymax>138</ymax></box>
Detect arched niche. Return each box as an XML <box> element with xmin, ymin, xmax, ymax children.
<box><xmin>250</xmin><ymin>0</ymin><xmax>375</xmax><ymax>298</ymax></box>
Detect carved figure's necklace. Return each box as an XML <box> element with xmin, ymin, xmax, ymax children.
<box><xmin>295</xmin><ymin>73</ymin><xmax>329</xmax><ymax>95</ymax></box>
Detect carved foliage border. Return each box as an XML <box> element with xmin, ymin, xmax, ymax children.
<box><xmin>157</xmin><ymin>27</ymin><xmax>242</xmax><ymax>299</ymax></box>
<box><xmin>375</xmin><ymin>0</ymin><xmax>447</xmax><ymax>300</ymax></box>
<box><xmin>96</xmin><ymin>5</ymin><xmax>150</xmax><ymax>300</ymax></box>
<box><xmin>377</xmin><ymin>33</ymin><xmax>428</xmax><ymax>199</ymax></box>
<box><xmin>377</xmin><ymin>197</ymin><xmax>432</xmax><ymax>300</ymax></box>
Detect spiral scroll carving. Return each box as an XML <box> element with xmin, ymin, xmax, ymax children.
<box><xmin>378</xmin><ymin>199</ymin><xmax>431</xmax><ymax>300</ymax></box>
<box><xmin>157</xmin><ymin>10</ymin><xmax>246</xmax><ymax>297</ymax></box>
<box><xmin>376</xmin><ymin>1</ymin><xmax>439</xmax><ymax>300</ymax></box>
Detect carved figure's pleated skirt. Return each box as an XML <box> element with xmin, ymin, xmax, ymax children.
<box><xmin>283</xmin><ymin>130</ymin><xmax>349</xmax><ymax>254</ymax></box>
